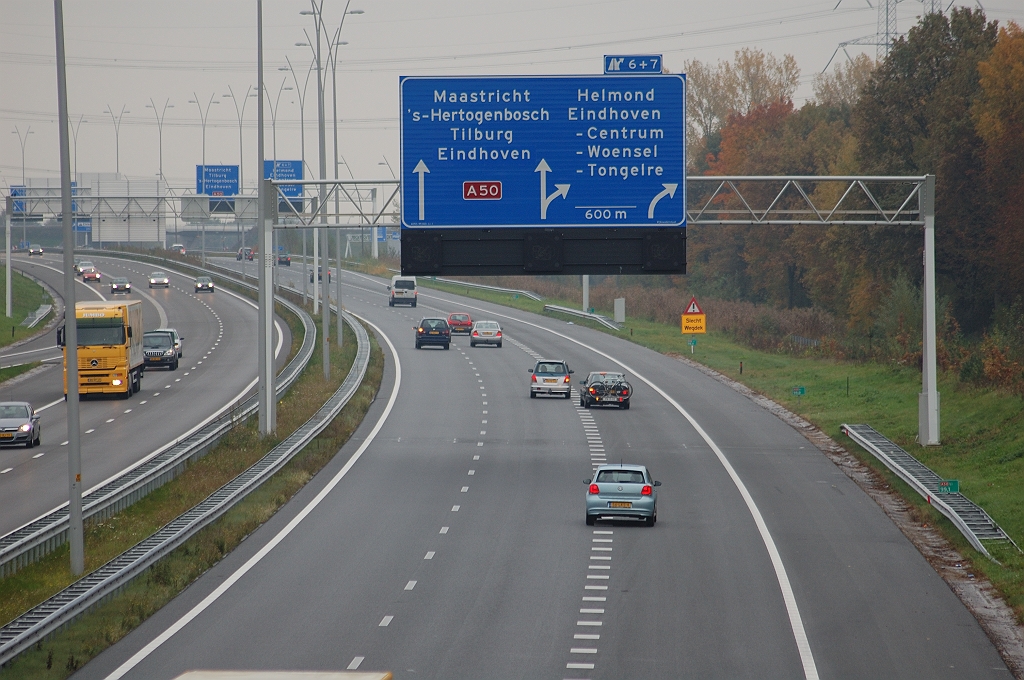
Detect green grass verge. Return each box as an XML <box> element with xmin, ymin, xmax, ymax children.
<box><xmin>411</xmin><ymin>275</ymin><xmax>1024</xmax><ymax>623</ymax></box>
<box><xmin>0</xmin><ymin>266</ymin><xmax>55</xmax><ymax>350</ymax></box>
<box><xmin>0</xmin><ymin>312</ymin><xmax>383</xmax><ymax>678</ymax></box>
<box><xmin>0</xmin><ymin>363</ymin><xmax>40</xmax><ymax>385</ymax></box>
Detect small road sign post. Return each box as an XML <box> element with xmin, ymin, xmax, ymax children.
<box><xmin>681</xmin><ymin>296</ymin><xmax>706</xmax><ymax>335</ymax></box>
<box><xmin>793</xmin><ymin>385</ymin><xmax>806</xmax><ymax>407</ymax></box>
<box><xmin>937</xmin><ymin>480</ymin><xmax>959</xmax><ymax>494</ymax></box>
<box><xmin>689</xmin><ymin>337</ymin><xmax>697</xmax><ymax>354</ymax></box>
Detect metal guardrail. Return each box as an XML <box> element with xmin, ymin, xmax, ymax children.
<box><xmin>0</xmin><ymin>256</ymin><xmax>316</xmax><ymax>577</ymax></box>
<box><xmin>0</xmin><ymin>310</ymin><xmax>369</xmax><ymax>667</ymax></box>
<box><xmin>842</xmin><ymin>424</ymin><xmax>1020</xmax><ymax>561</ymax></box>
<box><xmin>383</xmin><ymin>267</ymin><xmax>543</xmax><ymax>301</ymax></box>
<box><xmin>19</xmin><ymin>304</ymin><xmax>52</xmax><ymax>329</ymax></box>
<box><xmin>543</xmin><ymin>304</ymin><xmax>621</xmax><ymax>331</ymax></box>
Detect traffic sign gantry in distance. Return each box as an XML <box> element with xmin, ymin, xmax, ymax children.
<box><xmin>399</xmin><ymin>74</ymin><xmax>686</xmax><ymax>276</ymax></box>
<box><xmin>681</xmin><ymin>296</ymin><xmax>706</xmax><ymax>334</ymax></box>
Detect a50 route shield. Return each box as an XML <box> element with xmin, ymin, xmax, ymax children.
<box><xmin>400</xmin><ymin>74</ymin><xmax>685</xmax><ymax>229</ymax></box>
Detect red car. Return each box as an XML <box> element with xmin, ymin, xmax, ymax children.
<box><xmin>81</xmin><ymin>267</ymin><xmax>101</xmax><ymax>282</ymax></box>
<box><xmin>448</xmin><ymin>312</ymin><xmax>472</xmax><ymax>335</ymax></box>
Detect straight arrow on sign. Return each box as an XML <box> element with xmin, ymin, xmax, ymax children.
<box><xmin>414</xmin><ymin>160</ymin><xmax>429</xmax><ymax>221</ymax></box>
<box><xmin>535</xmin><ymin>159</ymin><xmax>569</xmax><ymax>220</ymax></box>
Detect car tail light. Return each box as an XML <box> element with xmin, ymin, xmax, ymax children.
<box><xmin>589</xmin><ymin>484</ymin><xmax>600</xmax><ymax>495</ymax></box>
<box><xmin>563</xmin><ymin>375</ymin><xmax>570</xmax><ymax>383</ymax></box>
<box><xmin>495</xmin><ymin>331</ymin><xmax>501</xmax><ymax>337</ymax></box>
<box><xmin>641</xmin><ymin>485</ymin><xmax>652</xmax><ymax>496</ymax></box>
<box><xmin>621</xmin><ymin>389</ymin><xmax>629</xmax><ymax>395</ymax></box>
<box><xmin>472</xmin><ymin>330</ymin><xmax>479</xmax><ymax>336</ymax></box>
<box><xmin>418</xmin><ymin>327</ymin><xmax>424</xmax><ymax>333</ymax></box>
<box><xmin>531</xmin><ymin>374</ymin><xmax>537</xmax><ymax>383</ymax></box>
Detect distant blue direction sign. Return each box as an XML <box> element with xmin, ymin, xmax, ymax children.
<box><xmin>196</xmin><ymin>165</ymin><xmax>239</xmax><ymax>196</ymax></box>
<box><xmin>263</xmin><ymin>160</ymin><xmax>303</xmax><ymax>198</ymax></box>
<box><xmin>604</xmin><ymin>55</ymin><xmax>663</xmax><ymax>74</ymax></box>
<box><xmin>400</xmin><ymin>74</ymin><xmax>685</xmax><ymax>229</ymax></box>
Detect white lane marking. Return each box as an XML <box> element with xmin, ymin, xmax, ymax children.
<box><xmin>139</xmin><ymin>401</ymin><xmax>147</xmax><ymax>405</ymax></box>
<box><xmin>576</xmin><ymin>621</ymin><xmax>602</xmax><ymax>626</ymax></box>
<box><xmin>570</xmin><ymin>648</ymin><xmax>597</xmax><ymax>654</ymax></box>
<box><xmin>472</xmin><ymin>455</ymin><xmax>480</xmax><ymax>460</ymax></box>
<box><xmin>404</xmin><ymin>581</ymin><xmax>417</xmax><ymax>591</ymax></box>
<box><xmin>61</xmin><ymin>441</ymin><xmax>68</xmax><ymax>446</ymax></box>
<box><xmin>580</xmin><ymin>608</ymin><xmax>605</xmax><ymax>613</ymax></box>
<box><xmin>584</xmin><ymin>585</ymin><xmax>608</xmax><ymax>590</ymax></box>
<box><xmin>586</xmin><ymin>575</ymin><xmax>609</xmax><ymax>580</ymax></box>
<box><xmin>347</xmin><ymin>657</ymin><xmax>364</xmax><ymax>670</ymax></box>
<box><xmin>592</xmin><ymin>538</ymin><xmax>613</xmax><ymax>543</ymax></box>
<box><xmin>590</xmin><ymin>556</ymin><xmax>611</xmax><ymax>561</ymax></box>
<box><xmin>482</xmin><ymin>410</ymin><xmax>488</xmax><ymax>414</ymax></box>
<box><xmin>124</xmin><ymin>409</ymin><xmax>132</xmax><ymax>414</ymax></box>
<box><xmin>461</xmin><ymin>486</ymin><xmax>469</xmax><ymax>492</ymax></box>
<box><xmin>32</xmin><ymin>452</ymin><xmax>45</xmax><ymax>459</ymax></box>
<box><xmin>479</xmin><ymin>430</ymin><xmax>486</xmax><ymax>435</ymax></box>
<box><xmin>575</xmin><ymin>633</ymin><xmax>600</xmax><ymax>639</ymax></box>
<box><xmin>105</xmin><ymin>419</ymin><xmax>115</xmax><ymax>423</ymax></box>
<box><xmin>582</xmin><ymin>597</ymin><xmax>606</xmax><ymax>601</ymax></box>
<box><xmin>85</xmin><ymin>429</ymin><xmax>95</xmax><ymax>434</ymax></box>
<box><xmin>468</xmin><ymin>470</ymin><xmax>475</xmax><ymax>475</ymax></box>
<box><xmin>0</xmin><ymin>468</ymin><xmax>12</xmax><ymax>474</ymax></box>
<box><xmin>440</xmin><ymin>526</ymin><xmax>449</xmax><ymax>534</ymax></box>
<box><xmin>451</xmin><ymin>505</ymin><xmax>460</xmax><ymax>512</ymax></box>
<box><xmin>102</xmin><ymin>312</ymin><xmax>402</xmax><ymax>680</ymax></box>
<box><xmin>567</xmin><ymin>663</ymin><xmax>595</xmax><ymax>670</ymax></box>
<box><xmin>477</xmin><ymin>442</ymin><xmax>483</xmax><ymax>447</ymax></box>
<box><xmin>481</xmin><ymin>419</ymin><xmax>487</xmax><ymax>424</ymax></box>
<box><xmin>34</xmin><ymin>397</ymin><xmax>66</xmax><ymax>414</ymax></box>
<box><xmin>396</xmin><ymin>284</ymin><xmax>822</xmax><ymax>679</ymax></box>
<box><xmin>482</xmin><ymin>401</ymin><xmax>487</xmax><ymax>405</ymax></box>
<box><xmin>593</xmin><ymin>530</ymin><xmax>613</xmax><ymax>534</ymax></box>
<box><xmin>379</xmin><ymin>616</ymin><xmax>393</xmax><ymax>627</ymax></box>
<box><xmin>592</xmin><ymin>547</ymin><xmax>612</xmax><ymax>552</ymax></box>
<box><xmin>424</xmin><ymin>552</ymin><xmax>435</xmax><ymax>560</ymax></box>
<box><xmin>588</xmin><ymin>565</ymin><xmax>610</xmax><ymax>570</ymax></box>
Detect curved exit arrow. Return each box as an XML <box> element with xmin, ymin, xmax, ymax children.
<box><xmin>648</xmin><ymin>183</ymin><xmax>678</xmax><ymax>219</ymax></box>
<box><xmin>535</xmin><ymin>159</ymin><xmax>569</xmax><ymax>220</ymax></box>
<box><xmin>413</xmin><ymin>160</ymin><xmax>429</xmax><ymax>220</ymax></box>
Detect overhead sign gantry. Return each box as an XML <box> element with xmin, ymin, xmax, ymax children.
<box><xmin>399</xmin><ymin>74</ymin><xmax>686</xmax><ymax>275</ymax></box>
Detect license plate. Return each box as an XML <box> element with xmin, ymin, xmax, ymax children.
<box><xmin>609</xmin><ymin>501</ymin><xmax>631</xmax><ymax>508</ymax></box>
<box><xmin>544</xmin><ymin>379</ymin><xmax>557</xmax><ymax>383</ymax></box>
<box><xmin>0</xmin><ymin>433</ymin><xmax>13</xmax><ymax>439</ymax></box>
<box><xmin>87</xmin><ymin>378</ymin><xmax>102</xmax><ymax>383</ymax></box>
<box><xmin>429</xmin><ymin>331</ymin><xmax>439</xmax><ymax>335</ymax></box>
<box><xmin>482</xmin><ymin>332</ymin><xmax>493</xmax><ymax>336</ymax></box>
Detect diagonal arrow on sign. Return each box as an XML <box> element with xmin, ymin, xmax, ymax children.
<box><xmin>413</xmin><ymin>160</ymin><xmax>429</xmax><ymax>221</ymax></box>
<box><xmin>648</xmin><ymin>183</ymin><xmax>678</xmax><ymax>219</ymax></box>
<box><xmin>535</xmin><ymin>159</ymin><xmax>569</xmax><ymax>220</ymax></box>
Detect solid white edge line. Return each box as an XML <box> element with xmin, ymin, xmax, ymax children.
<box><xmin>103</xmin><ymin>312</ymin><xmax>400</xmax><ymax>680</ymax></box>
<box><xmin>342</xmin><ymin>269</ymin><xmax>819</xmax><ymax>680</ymax></box>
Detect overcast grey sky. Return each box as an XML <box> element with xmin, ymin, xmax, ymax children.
<box><xmin>2</xmin><ymin>0</ymin><xmax>1021</xmax><ymax>191</ymax></box>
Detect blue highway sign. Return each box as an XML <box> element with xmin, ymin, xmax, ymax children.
<box><xmin>196</xmin><ymin>165</ymin><xmax>239</xmax><ymax>196</ymax></box>
<box><xmin>400</xmin><ymin>74</ymin><xmax>685</xmax><ymax>229</ymax></box>
<box><xmin>604</xmin><ymin>55</ymin><xmax>663</xmax><ymax>74</ymax></box>
<box><xmin>264</xmin><ymin>160</ymin><xmax>303</xmax><ymax>198</ymax></box>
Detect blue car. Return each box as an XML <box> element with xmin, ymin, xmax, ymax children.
<box><xmin>586</xmin><ymin>464</ymin><xmax>660</xmax><ymax>526</ymax></box>
<box><xmin>414</xmin><ymin>317</ymin><xmax>451</xmax><ymax>350</ymax></box>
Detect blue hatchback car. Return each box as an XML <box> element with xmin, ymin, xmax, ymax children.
<box><xmin>586</xmin><ymin>464</ymin><xmax>660</xmax><ymax>526</ymax></box>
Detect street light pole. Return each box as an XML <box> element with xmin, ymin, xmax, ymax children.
<box><xmin>223</xmin><ymin>86</ymin><xmax>256</xmax><ymax>191</ymax></box>
<box><xmin>103</xmin><ymin>105</ymin><xmax>129</xmax><ymax>175</ymax></box>
<box><xmin>189</xmin><ymin>93</ymin><xmax>219</xmax><ymax>267</ymax></box>
<box><xmin>12</xmin><ymin>126</ymin><xmax>34</xmax><ymax>246</ymax></box>
<box><xmin>145</xmin><ymin>99</ymin><xmax>173</xmax><ymax>182</ymax></box>
<box><xmin>281</xmin><ymin>56</ymin><xmax>315</xmax><ymax>305</ymax></box>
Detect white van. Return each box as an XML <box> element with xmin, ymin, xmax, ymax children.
<box><xmin>388</xmin><ymin>275</ymin><xmax>417</xmax><ymax>307</ymax></box>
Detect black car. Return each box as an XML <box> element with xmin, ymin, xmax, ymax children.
<box><xmin>110</xmin><ymin>276</ymin><xmax>132</xmax><ymax>294</ymax></box>
<box><xmin>579</xmin><ymin>371</ymin><xmax>632</xmax><ymax>409</ymax></box>
<box><xmin>237</xmin><ymin>247</ymin><xmax>254</xmax><ymax>261</ymax></box>
<box><xmin>143</xmin><ymin>331</ymin><xmax>178</xmax><ymax>370</ymax></box>
<box><xmin>277</xmin><ymin>252</ymin><xmax>291</xmax><ymax>266</ymax></box>
<box><xmin>414</xmin><ymin>318</ymin><xmax>451</xmax><ymax>350</ymax></box>
<box><xmin>310</xmin><ymin>266</ymin><xmax>332</xmax><ymax>283</ymax></box>
<box><xmin>194</xmin><ymin>276</ymin><xmax>215</xmax><ymax>293</ymax></box>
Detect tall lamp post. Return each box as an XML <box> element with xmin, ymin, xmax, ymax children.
<box><xmin>223</xmin><ymin>86</ymin><xmax>257</xmax><ymax>192</ymax></box>
<box><xmin>189</xmin><ymin>93</ymin><xmax>220</xmax><ymax>266</ymax></box>
<box><xmin>264</xmin><ymin>79</ymin><xmax>292</xmax><ymax>291</ymax></box>
<box><xmin>281</xmin><ymin>56</ymin><xmax>315</xmax><ymax>305</ymax></box>
<box><xmin>103</xmin><ymin>105</ymin><xmax>130</xmax><ymax>175</ymax></box>
<box><xmin>69</xmin><ymin>115</ymin><xmax>88</xmax><ymax>246</ymax></box>
<box><xmin>145</xmin><ymin>99</ymin><xmax>173</xmax><ymax>182</ymax></box>
<box><xmin>12</xmin><ymin>126</ymin><xmax>34</xmax><ymax>246</ymax></box>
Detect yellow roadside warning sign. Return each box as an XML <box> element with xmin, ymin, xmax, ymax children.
<box><xmin>681</xmin><ymin>296</ymin><xmax>706</xmax><ymax>334</ymax></box>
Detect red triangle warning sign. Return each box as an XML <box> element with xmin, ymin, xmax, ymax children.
<box><xmin>684</xmin><ymin>296</ymin><xmax>704</xmax><ymax>315</ymax></box>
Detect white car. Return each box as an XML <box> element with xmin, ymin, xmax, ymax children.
<box><xmin>469</xmin><ymin>321</ymin><xmax>502</xmax><ymax>348</ymax></box>
<box><xmin>148</xmin><ymin>271</ymin><xmax>170</xmax><ymax>288</ymax></box>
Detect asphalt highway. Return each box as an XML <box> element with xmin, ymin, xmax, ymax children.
<box><xmin>75</xmin><ymin>263</ymin><xmax>1009</xmax><ymax>679</ymax></box>
<box><xmin>0</xmin><ymin>253</ymin><xmax>290</xmax><ymax>537</ymax></box>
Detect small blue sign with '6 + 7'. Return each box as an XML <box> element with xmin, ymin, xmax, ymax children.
<box><xmin>604</xmin><ymin>55</ymin><xmax>663</xmax><ymax>74</ymax></box>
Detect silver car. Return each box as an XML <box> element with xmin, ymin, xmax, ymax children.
<box><xmin>0</xmin><ymin>402</ymin><xmax>41</xmax><ymax>448</ymax></box>
<box><xmin>469</xmin><ymin>320</ymin><xmax>502</xmax><ymax>348</ymax></box>
<box><xmin>586</xmin><ymin>464</ymin><xmax>660</xmax><ymax>526</ymax></box>
<box><xmin>148</xmin><ymin>271</ymin><xmax>170</xmax><ymax>288</ymax></box>
<box><xmin>153</xmin><ymin>327</ymin><xmax>183</xmax><ymax>358</ymax></box>
<box><xmin>529</xmin><ymin>359</ymin><xmax>573</xmax><ymax>398</ymax></box>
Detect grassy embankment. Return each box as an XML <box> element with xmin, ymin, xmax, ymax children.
<box><xmin>0</xmin><ymin>304</ymin><xmax>384</xmax><ymax>678</ymax></box>
<box><xmin>409</xmin><ymin>274</ymin><xmax>1024</xmax><ymax>623</ymax></box>
<box><xmin>0</xmin><ymin>266</ymin><xmax>55</xmax><ymax>383</ymax></box>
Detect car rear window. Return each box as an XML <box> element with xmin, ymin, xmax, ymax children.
<box><xmin>596</xmin><ymin>470</ymin><xmax>646</xmax><ymax>484</ymax></box>
<box><xmin>476</xmin><ymin>322</ymin><xmax>498</xmax><ymax>329</ymax></box>
<box><xmin>536</xmin><ymin>363</ymin><xmax>566</xmax><ymax>374</ymax></box>
<box><xmin>450</xmin><ymin>314</ymin><xmax>469</xmax><ymax>321</ymax></box>
<box><xmin>421</xmin><ymin>319</ymin><xmax>448</xmax><ymax>330</ymax></box>
<box><xmin>0</xmin><ymin>405</ymin><xmax>29</xmax><ymax>419</ymax></box>
<box><xmin>394</xmin><ymin>279</ymin><xmax>416</xmax><ymax>290</ymax></box>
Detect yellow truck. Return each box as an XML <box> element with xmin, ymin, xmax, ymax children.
<box><xmin>58</xmin><ymin>300</ymin><xmax>145</xmax><ymax>398</ymax></box>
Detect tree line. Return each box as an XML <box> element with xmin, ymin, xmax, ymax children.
<box><xmin>680</xmin><ymin>9</ymin><xmax>1023</xmax><ymax>391</ymax></box>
